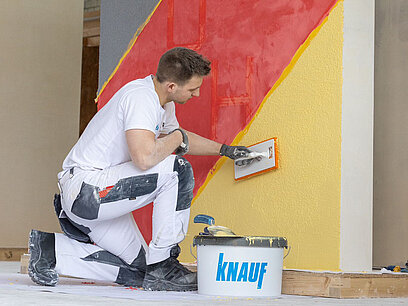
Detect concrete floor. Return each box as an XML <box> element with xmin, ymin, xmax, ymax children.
<box><xmin>0</xmin><ymin>262</ymin><xmax>407</xmax><ymax>305</ymax></box>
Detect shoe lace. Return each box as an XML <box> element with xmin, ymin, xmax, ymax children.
<box><xmin>168</xmin><ymin>257</ymin><xmax>193</xmax><ymax>274</ymax></box>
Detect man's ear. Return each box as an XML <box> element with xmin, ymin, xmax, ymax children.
<box><xmin>167</xmin><ymin>82</ymin><xmax>177</xmax><ymax>93</ymax></box>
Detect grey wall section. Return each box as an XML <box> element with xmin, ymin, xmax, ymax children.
<box><xmin>373</xmin><ymin>0</ymin><xmax>408</xmax><ymax>267</ymax></box>
<box><xmin>99</xmin><ymin>0</ymin><xmax>160</xmax><ymax>91</ymax></box>
<box><xmin>0</xmin><ymin>1</ymin><xmax>83</xmax><ymax>247</ymax></box>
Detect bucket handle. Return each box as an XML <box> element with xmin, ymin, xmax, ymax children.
<box><xmin>283</xmin><ymin>246</ymin><xmax>291</xmax><ymax>260</ymax></box>
<box><xmin>191</xmin><ymin>243</ymin><xmax>290</xmax><ymax>261</ymax></box>
<box><xmin>190</xmin><ymin>244</ymin><xmax>197</xmax><ymax>260</ymax></box>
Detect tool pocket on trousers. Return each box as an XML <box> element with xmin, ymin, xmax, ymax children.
<box><xmin>71</xmin><ymin>174</ymin><xmax>159</xmax><ymax>220</ymax></box>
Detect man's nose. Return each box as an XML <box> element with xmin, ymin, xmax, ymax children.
<box><xmin>192</xmin><ymin>89</ymin><xmax>200</xmax><ymax>97</ymax></box>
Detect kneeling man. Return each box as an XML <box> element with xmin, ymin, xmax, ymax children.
<box><xmin>29</xmin><ymin>47</ymin><xmax>253</xmax><ymax>291</ymax></box>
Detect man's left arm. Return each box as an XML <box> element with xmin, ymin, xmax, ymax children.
<box><xmin>184</xmin><ymin>130</ymin><xmax>222</xmax><ymax>155</ymax></box>
<box><xmin>181</xmin><ymin>130</ymin><xmax>260</xmax><ymax>166</ymax></box>
<box><xmin>163</xmin><ymin>128</ymin><xmax>257</xmax><ymax>165</ymax></box>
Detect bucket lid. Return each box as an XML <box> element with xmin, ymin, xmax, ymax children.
<box><xmin>193</xmin><ymin>235</ymin><xmax>288</xmax><ymax>248</ymax></box>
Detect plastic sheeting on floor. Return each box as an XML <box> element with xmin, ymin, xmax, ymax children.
<box><xmin>0</xmin><ymin>272</ymin><xmax>289</xmax><ymax>302</ymax></box>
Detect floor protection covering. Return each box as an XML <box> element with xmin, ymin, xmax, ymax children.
<box><xmin>0</xmin><ymin>272</ymin><xmax>290</xmax><ymax>302</ymax></box>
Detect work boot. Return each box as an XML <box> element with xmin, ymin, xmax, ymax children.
<box><xmin>142</xmin><ymin>245</ymin><xmax>197</xmax><ymax>291</ymax></box>
<box><xmin>28</xmin><ymin>230</ymin><xmax>58</xmax><ymax>286</ymax></box>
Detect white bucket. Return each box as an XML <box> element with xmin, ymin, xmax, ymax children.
<box><xmin>193</xmin><ymin>236</ymin><xmax>288</xmax><ymax>297</ymax></box>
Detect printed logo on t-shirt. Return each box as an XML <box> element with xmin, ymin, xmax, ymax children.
<box><xmin>155</xmin><ymin>124</ymin><xmax>159</xmax><ymax>131</ymax></box>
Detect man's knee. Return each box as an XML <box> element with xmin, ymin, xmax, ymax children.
<box><xmin>173</xmin><ymin>156</ymin><xmax>194</xmax><ymax>211</ymax></box>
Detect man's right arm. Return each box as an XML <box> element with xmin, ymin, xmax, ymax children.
<box><xmin>126</xmin><ymin>129</ymin><xmax>183</xmax><ymax>171</ymax></box>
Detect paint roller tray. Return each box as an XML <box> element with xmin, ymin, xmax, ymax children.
<box><xmin>193</xmin><ymin>235</ymin><xmax>288</xmax><ymax>248</ymax></box>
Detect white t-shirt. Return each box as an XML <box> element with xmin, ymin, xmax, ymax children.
<box><xmin>62</xmin><ymin>75</ymin><xmax>179</xmax><ymax>171</ymax></box>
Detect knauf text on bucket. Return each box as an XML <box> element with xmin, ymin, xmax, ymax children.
<box><xmin>216</xmin><ymin>253</ymin><xmax>268</xmax><ymax>289</ymax></box>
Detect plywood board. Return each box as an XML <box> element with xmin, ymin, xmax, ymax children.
<box><xmin>0</xmin><ymin>248</ymin><xmax>27</xmax><ymax>261</ymax></box>
<box><xmin>234</xmin><ymin>138</ymin><xmax>278</xmax><ymax>180</ymax></box>
<box><xmin>83</xmin><ymin>11</ymin><xmax>100</xmax><ymax>38</ymax></box>
<box><xmin>20</xmin><ymin>254</ymin><xmax>29</xmax><ymax>274</ymax></box>
<box><xmin>282</xmin><ymin>270</ymin><xmax>408</xmax><ymax>298</ymax></box>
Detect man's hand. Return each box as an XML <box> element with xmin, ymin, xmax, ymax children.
<box><xmin>219</xmin><ymin>144</ymin><xmax>251</xmax><ymax>160</ymax></box>
<box><xmin>234</xmin><ymin>156</ymin><xmax>262</xmax><ymax>167</ymax></box>
<box><xmin>220</xmin><ymin>144</ymin><xmax>264</xmax><ymax>167</ymax></box>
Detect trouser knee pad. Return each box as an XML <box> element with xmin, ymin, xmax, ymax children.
<box><xmin>173</xmin><ymin>156</ymin><xmax>195</xmax><ymax>211</ymax></box>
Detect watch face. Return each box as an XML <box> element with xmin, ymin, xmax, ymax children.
<box><xmin>180</xmin><ymin>142</ymin><xmax>187</xmax><ymax>149</ymax></box>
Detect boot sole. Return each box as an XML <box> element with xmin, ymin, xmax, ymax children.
<box><xmin>28</xmin><ymin>230</ymin><xmax>58</xmax><ymax>287</ymax></box>
<box><xmin>142</xmin><ymin>278</ymin><xmax>197</xmax><ymax>291</ymax></box>
<box><xmin>28</xmin><ymin>267</ymin><xmax>58</xmax><ymax>286</ymax></box>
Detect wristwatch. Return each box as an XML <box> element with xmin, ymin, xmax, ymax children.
<box><xmin>170</xmin><ymin>128</ymin><xmax>189</xmax><ymax>156</ymax></box>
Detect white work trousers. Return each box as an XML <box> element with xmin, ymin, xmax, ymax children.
<box><xmin>54</xmin><ymin>155</ymin><xmax>192</xmax><ymax>283</ymax></box>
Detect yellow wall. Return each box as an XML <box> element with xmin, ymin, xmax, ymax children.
<box><xmin>181</xmin><ymin>1</ymin><xmax>343</xmax><ymax>270</ymax></box>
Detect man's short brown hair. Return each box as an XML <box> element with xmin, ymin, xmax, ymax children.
<box><xmin>156</xmin><ymin>47</ymin><xmax>211</xmax><ymax>85</ymax></box>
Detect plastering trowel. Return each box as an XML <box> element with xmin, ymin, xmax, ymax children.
<box><xmin>193</xmin><ymin>214</ymin><xmax>236</xmax><ymax>236</ymax></box>
<box><xmin>234</xmin><ymin>137</ymin><xmax>279</xmax><ymax>180</ymax></box>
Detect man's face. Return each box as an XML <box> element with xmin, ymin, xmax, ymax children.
<box><xmin>169</xmin><ymin>75</ymin><xmax>203</xmax><ymax>104</ymax></box>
